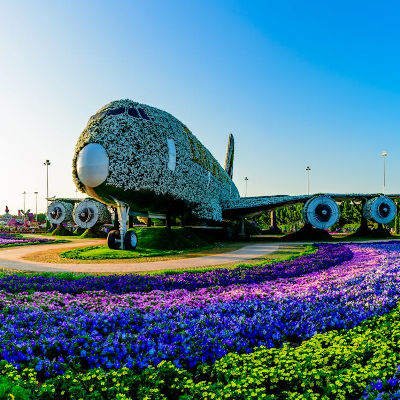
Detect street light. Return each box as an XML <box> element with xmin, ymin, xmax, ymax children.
<box><xmin>22</xmin><ymin>191</ymin><xmax>26</xmax><ymax>213</ymax></box>
<box><xmin>43</xmin><ymin>160</ymin><xmax>51</xmax><ymax>208</ymax></box>
<box><xmin>244</xmin><ymin>177</ymin><xmax>249</xmax><ymax>197</ymax></box>
<box><xmin>306</xmin><ymin>166</ymin><xmax>311</xmax><ymax>195</ymax></box>
<box><xmin>34</xmin><ymin>191</ymin><xmax>38</xmax><ymax>222</ymax></box>
<box><xmin>382</xmin><ymin>151</ymin><xmax>387</xmax><ymax>194</ymax></box>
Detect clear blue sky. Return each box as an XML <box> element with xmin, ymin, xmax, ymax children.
<box><xmin>1</xmin><ymin>1</ymin><xmax>400</xmax><ymax>214</ymax></box>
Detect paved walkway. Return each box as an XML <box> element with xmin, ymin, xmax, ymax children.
<box><xmin>0</xmin><ymin>241</ymin><xmax>281</xmax><ymax>273</ymax></box>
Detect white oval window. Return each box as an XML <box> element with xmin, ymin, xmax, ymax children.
<box><xmin>167</xmin><ymin>138</ymin><xmax>176</xmax><ymax>171</ymax></box>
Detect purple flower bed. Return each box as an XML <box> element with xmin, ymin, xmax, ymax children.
<box><xmin>0</xmin><ymin>244</ymin><xmax>378</xmax><ymax>312</ymax></box>
<box><xmin>2</xmin><ymin>241</ymin><xmax>400</xmax><ymax>386</ymax></box>
<box><xmin>0</xmin><ymin>234</ymin><xmax>53</xmax><ymax>246</ymax></box>
<box><xmin>0</xmin><ymin>244</ymin><xmax>352</xmax><ymax>294</ymax></box>
<box><xmin>0</xmin><ymin>292</ymin><xmax>390</xmax><ymax>377</ymax></box>
<box><xmin>1</xmin><ymin>243</ymin><xmax>400</xmax><ymax>378</ymax></box>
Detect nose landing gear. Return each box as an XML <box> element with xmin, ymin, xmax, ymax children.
<box><xmin>107</xmin><ymin>199</ymin><xmax>137</xmax><ymax>250</ymax></box>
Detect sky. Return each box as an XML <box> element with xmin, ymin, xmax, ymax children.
<box><xmin>1</xmin><ymin>1</ymin><xmax>400</xmax><ymax>214</ymax></box>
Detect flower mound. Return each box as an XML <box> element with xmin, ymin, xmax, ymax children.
<box><xmin>0</xmin><ymin>243</ymin><xmax>351</xmax><ymax>293</ymax></box>
<box><xmin>0</xmin><ymin>234</ymin><xmax>54</xmax><ymax>247</ymax></box>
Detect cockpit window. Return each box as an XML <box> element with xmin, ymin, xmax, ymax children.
<box><xmin>138</xmin><ymin>108</ymin><xmax>150</xmax><ymax>120</ymax></box>
<box><xmin>106</xmin><ymin>107</ymin><xmax>125</xmax><ymax>116</ymax></box>
<box><xmin>88</xmin><ymin>106</ymin><xmax>151</xmax><ymax>124</ymax></box>
<box><xmin>128</xmin><ymin>108</ymin><xmax>140</xmax><ymax>118</ymax></box>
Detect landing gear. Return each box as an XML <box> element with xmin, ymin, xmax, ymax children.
<box><xmin>124</xmin><ymin>230</ymin><xmax>138</xmax><ymax>250</ymax></box>
<box><xmin>108</xmin><ymin>199</ymin><xmax>138</xmax><ymax>250</ymax></box>
<box><xmin>107</xmin><ymin>230</ymin><xmax>120</xmax><ymax>249</ymax></box>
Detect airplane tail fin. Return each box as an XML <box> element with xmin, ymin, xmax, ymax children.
<box><xmin>224</xmin><ymin>133</ymin><xmax>234</xmax><ymax>179</ymax></box>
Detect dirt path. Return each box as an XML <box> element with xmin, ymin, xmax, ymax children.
<box><xmin>0</xmin><ymin>240</ymin><xmax>283</xmax><ymax>273</ymax></box>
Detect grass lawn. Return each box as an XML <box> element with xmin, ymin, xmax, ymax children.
<box><xmin>60</xmin><ymin>227</ymin><xmax>221</xmax><ymax>260</ymax></box>
<box><xmin>60</xmin><ymin>245</ymin><xmax>188</xmax><ymax>259</ymax></box>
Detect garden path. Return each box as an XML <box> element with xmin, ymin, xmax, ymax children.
<box><xmin>0</xmin><ymin>240</ymin><xmax>281</xmax><ymax>273</ymax></box>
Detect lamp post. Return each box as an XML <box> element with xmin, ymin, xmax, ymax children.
<box><xmin>22</xmin><ymin>191</ymin><xmax>26</xmax><ymax>214</ymax></box>
<box><xmin>244</xmin><ymin>177</ymin><xmax>248</xmax><ymax>197</ymax></box>
<box><xmin>43</xmin><ymin>160</ymin><xmax>51</xmax><ymax>208</ymax></box>
<box><xmin>34</xmin><ymin>191</ymin><xmax>38</xmax><ymax>222</ymax></box>
<box><xmin>306</xmin><ymin>166</ymin><xmax>311</xmax><ymax>195</ymax></box>
<box><xmin>382</xmin><ymin>151</ymin><xmax>387</xmax><ymax>194</ymax></box>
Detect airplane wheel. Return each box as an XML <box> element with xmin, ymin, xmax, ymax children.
<box><xmin>124</xmin><ymin>230</ymin><xmax>138</xmax><ymax>250</ymax></box>
<box><xmin>107</xmin><ymin>230</ymin><xmax>120</xmax><ymax>249</ymax></box>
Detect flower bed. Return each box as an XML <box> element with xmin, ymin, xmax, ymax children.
<box><xmin>0</xmin><ymin>234</ymin><xmax>54</xmax><ymax>247</ymax></box>
<box><xmin>0</xmin><ymin>242</ymin><xmax>399</xmax><ymax>399</ymax></box>
<box><xmin>0</xmin><ymin>243</ymin><xmax>350</xmax><ymax>293</ymax></box>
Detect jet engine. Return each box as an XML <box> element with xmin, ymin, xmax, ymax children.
<box><xmin>363</xmin><ymin>196</ymin><xmax>397</xmax><ymax>224</ymax></box>
<box><xmin>47</xmin><ymin>200</ymin><xmax>74</xmax><ymax>225</ymax></box>
<box><xmin>73</xmin><ymin>199</ymin><xmax>111</xmax><ymax>229</ymax></box>
<box><xmin>302</xmin><ymin>196</ymin><xmax>340</xmax><ymax>229</ymax></box>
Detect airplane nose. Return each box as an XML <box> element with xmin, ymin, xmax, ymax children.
<box><xmin>76</xmin><ymin>143</ymin><xmax>109</xmax><ymax>187</ymax></box>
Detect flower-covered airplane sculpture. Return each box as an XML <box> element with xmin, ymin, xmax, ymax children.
<box><xmin>71</xmin><ymin>99</ymin><xmax>398</xmax><ymax>249</ymax></box>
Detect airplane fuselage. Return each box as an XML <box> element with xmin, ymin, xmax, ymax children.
<box><xmin>72</xmin><ymin>99</ymin><xmax>239</xmax><ymax>221</ymax></box>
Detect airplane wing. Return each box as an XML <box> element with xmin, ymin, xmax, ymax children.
<box><xmin>46</xmin><ymin>197</ymin><xmax>85</xmax><ymax>203</ymax></box>
<box><xmin>222</xmin><ymin>195</ymin><xmax>312</xmax><ymax>218</ymax></box>
<box><xmin>222</xmin><ymin>193</ymin><xmax>400</xmax><ymax>218</ymax></box>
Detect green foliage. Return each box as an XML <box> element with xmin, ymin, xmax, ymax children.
<box><xmin>60</xmin><ymin>245</ymin><xmax>182</xmax><ymax>260</ymax></box>
<box><xmin>395</xmin><ymin>215</ymin><xmax>400</xmax><ymax>234</ymax></box>
<box><xmin>132</xmin><ymin>227</ymin><xmax>211</xmax><ymax>250</ymax></box>
<box><xmin>340</xmin><ymin>199</ymin><xmax>361</xmax><ymax>225</ymax></box>
<box><xmin>79</xmin><ymin>228</ymin><xmax>107</xmax><ymax>238</ymax></box>
<box><xmin>0</xmin><ymin>362</ymin><xmax>36</xmax><ymax>399</ymax></box>
<box><xmin>36</xmin><ymin>213</ymin><xmax>47</xmax><ymax>224</ymax></box>
<box><xmin>0</xmin><ymin>376</ymin><xmax>31</xmax><ymax>400</ymax></box>
<box><xmin>394</xmin><ymin>201</ymin><xmax>400</xmax><ymax>234</ymax></box>
<box><xmin>40</xmin><ymin>368</ymin><xmax>136</xmax><ymax>399</ymax></box>
<box><xmin>51</xmin><ymin>225</ymin><xmax>72</xmax><ymax>236</ymax></box>
<box><xmin>255</xmin><ymin>205</ymin><xmax>304</xmax><ymax>232</ymax></box>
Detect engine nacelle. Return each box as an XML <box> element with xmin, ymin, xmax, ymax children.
<box><xmin>302</xmin><ymin>196</ymin><xmax>340</xmax><ymax>229</ymax></box>
<box><xmin>47</xmin><ymin>200</ymin><xmax>74</xmax><ymax>225</ymax></box>
<box><xmin>73</xmin><ymin>199</ymin><xmax>111</xmax><ymax>229</ymax></box>
<box><xmin>363</xmin><ymin>196</ymin><xmax>397</xmax><ymax>224</ymax></box>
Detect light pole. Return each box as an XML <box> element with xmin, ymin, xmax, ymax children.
<box><xmin>244</xmin><ymin>177</ymin><xmax>248</xmax><ymax>197</ymax></box>
<box><xmin>22</xmin><ymin>191</ymin><xmax>26</xmax><ymax>214</ymax></box>
<box><xmin>306</xmin><ymin>166</ymin><xmax>311</xmax><ymax>195</ymax></box>
<box><xmin>43</xmin><ymin>160</ymin><xmax>51</xmax><ymax>208</ymax></box>
<box><xmin>34</xmin><ymin>191</ymin><xmax>38</xmax><ymax>222</ymax></box>
<box><xmin>382</xmin><ymin>151</ymin><xmax>387</xmax><ymax>194</ymax></box>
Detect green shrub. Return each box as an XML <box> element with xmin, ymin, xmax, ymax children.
<box><xmin>131</xmin><ymin>227</ymin><xmax>211</xmax><ymax>250</ymax></box>
<box><xmin>0</xmin><ymin>376</ymin><xmax>30</xmax><ymax>400</ymax></box>
<box><xmin>51</xmin><ymin>225</ymin><xmax>72</xmax><ymax>236</ymax></box>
